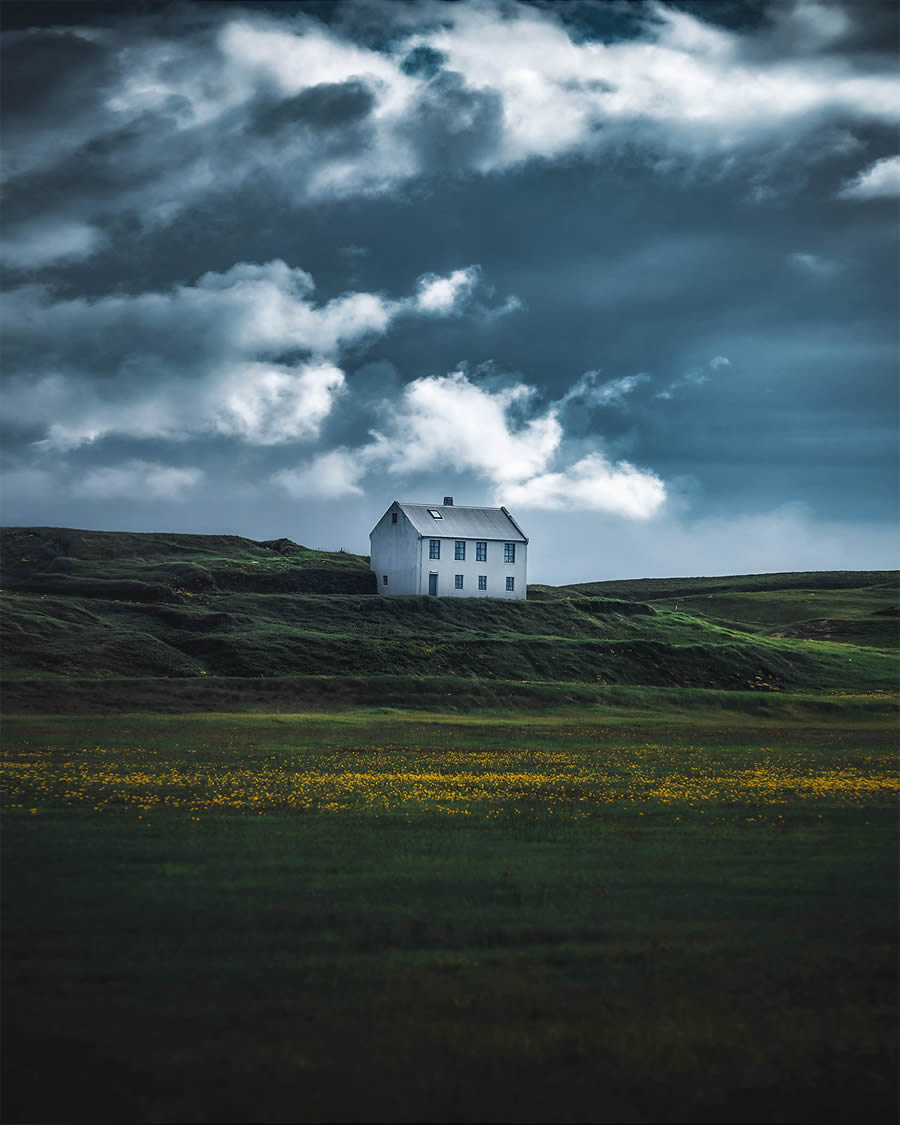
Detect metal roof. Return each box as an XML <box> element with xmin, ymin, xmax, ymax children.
<box><xmin>395</xmin><ymin>502</ymin><xmax>527</xmax><ymax>542</ymax></box>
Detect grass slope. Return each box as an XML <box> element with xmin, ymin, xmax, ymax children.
<box><xmin>0</xmin><ymin>525</ymin><xmax>375</xmax><ymax>596</ymax></box>
<box><xmin>552</xmin><ymin>569</ymin><xmax>900</xmax><ymax>600</ymax></box>
<box><xmin>538</xmin><ymin>571</ymin><xmax>900</xmax><ymax>651</ymax></box>
<box><xmin>2</xmin><ymin>527</ymin><xmax>897</xmax><ymax>704</ymax></box>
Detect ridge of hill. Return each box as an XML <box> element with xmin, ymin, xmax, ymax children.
<box><xmin>544</xmin><ymin>570</ymin><xmax>899</xmax><ymax>600</ymax></box>
<box><xmin>1</xmin><ymin>527</ymin><xmax>897</xmax><ymax>704</ymax></box>
<box><xmin>0</xmin><ymin>526</ymin><xmax>375</xmax><ymax>597</ymax></box>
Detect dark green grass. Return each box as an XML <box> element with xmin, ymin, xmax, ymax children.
<box><xmin>2</xmin><ymin>711</ymin><xmax>897</xmax><ymax>1124</ymax></box>
<box><xmin>538</xmin><ymin>573</ymin><xmax>900</xmax><ymax>650</ymax></box>
<box><xmin>555</xmin><ymin>569</ymin><xmax>900</xmax><ymax>601</ymax></box>
<box><xmin>2</xmin><ymin>588</ymin><xmax>897</xmax><ymax>688</ymax></box>
<box><xmin>2</xmin><ymin>528</ymin><xmax>896</xmax><ymax>695</ymax></box>
<box><xmin>2</xmin><ymin>676</ymin><xmax>898</xmax><ymax>720</ymax></box>
<box><xmin>647</xmin><ymin>588</ymin><xmax>899</xmax><ymax>648</ymax></box>
<box><xmin>0</xmin><ymin>525</ymin><xmax>375</xmax><ymax>596</ymax></box>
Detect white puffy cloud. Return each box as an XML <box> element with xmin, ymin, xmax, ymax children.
<box><xmin>215</xmin><ymin>362</ymin><xmax>346</xmax><ymax>445</ymax></box>
<box><xmin>378</xmin><ymin>370</ymin><xmax>563</xmax><ymax>485</ymax></box>
<box><xmin>415</xmin><ymin>267</ymin><xmax>480</xmax><ymax>313</ymax></box>
<box><xmin>273</xmin><ymin>447</ymin><xmax>370</xmax><ymax>500</ymax></box>
<box><xmin>498</xmin><ymin>453</ymin><xmax>666</xmax><ymax>519</ymax></box>
<box><xmin>279</xmin><ymin>368</ymin><xmax>667</xmax><ymax>516</ymax></box>
<box><xmin>838</xmin><ymin>155</ymin><xmax>900</xmax><ymax>200</ymax></box>
<box><xmin>0</xmin><ymin>261</ymin><xmax>494</xmax><ymax>450</ymax></box>
<box><xmin>414</xmin><ymin>0</ymin><xmax>898</xmax><ymax>164</ymax></box>
<box><xmin>71</xmin><ymin>460</ymin><xmax>204</xmax><ymax>501</ymax></box>
<box><xmin>218</xmin><ymin>18</ymin><xmax>411</xmax><ymax>113</ymax></box>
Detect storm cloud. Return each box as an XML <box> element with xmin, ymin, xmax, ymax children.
<box><xmin>1</xmin><ymin>0</ymin><xmax>896</xmax><ymax>580</ymax></box>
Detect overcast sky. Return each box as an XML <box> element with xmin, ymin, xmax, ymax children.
<box><xmin>1</xmin><ymin>0</ymin><xmax>897</xmax><ymax>583</ymax></box>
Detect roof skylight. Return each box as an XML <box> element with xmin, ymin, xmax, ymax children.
<box><xmin>428</xmin><ymin>509</ymin><xmax>443</xmax><ymax>518</ymax></box>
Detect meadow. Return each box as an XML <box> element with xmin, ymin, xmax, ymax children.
<box><xmin>2</xmin><ymin>530</ymin><xmax>897</xmax><ymax>1121</ymax></box>
<box><xmin>3</xmin><ymin>704</ymin><xmax>897</xmax><ymax>1124</ymax></box>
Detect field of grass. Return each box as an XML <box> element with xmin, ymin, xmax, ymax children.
<box><xmin>2</xmin><ymin>706</ymin><xmax>897</xmax><ymax>1124</ymax></box>
<box><xmin>2</xmin><ymin>529</ymin><xmax>897</xmax><ymax>1121</ymax></box>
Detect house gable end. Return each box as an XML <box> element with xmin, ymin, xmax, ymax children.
<box><xmin>500</xmin><ymin>506</ymin><xmax>529</xmax><ymax>545</ymax></box>
<box><xmin>371</xmin><ymin>500</ymin><xmax>416</xmax><ymax>537</ymax></box>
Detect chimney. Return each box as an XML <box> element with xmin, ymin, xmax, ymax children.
<box><xmin>443</xmin><ymin>496</ymin><xmax>454</xmax><ymax>506</ymax></box>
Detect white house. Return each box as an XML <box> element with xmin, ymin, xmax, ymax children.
<box><xmin>369</xmin><ymin>497</ymin><xmax>528</xmax><ymax>599</ymax></box>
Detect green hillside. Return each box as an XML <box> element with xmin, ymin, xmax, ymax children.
<box><xmin>0</xmin><ymin>526</ymin><xmax>374</xmax><ymax>597</ymax></box>
<box><xmin>1</xmin><ymin>527</ymin><xmax>897</xmax><ymax>706</ymax></box>
<box><xmin>534</xmin><ymin>569</ymin><xmax>900</xmax><ymax>650</ymax></box>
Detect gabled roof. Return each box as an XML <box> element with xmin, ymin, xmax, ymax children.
<box><xmin>394</xmin><ymin>502</ymin><xmax>527</xmax><ymax>542</ymax></box>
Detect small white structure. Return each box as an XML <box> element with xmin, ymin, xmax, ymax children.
<box><xmin>370</xmin><ymin>497</ymin><xmax>528</xmax><ymax>599</ymax></box>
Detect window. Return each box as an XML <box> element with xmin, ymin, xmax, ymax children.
<box><xmin>504</xmin><ymin>542</ymin><xmax>516</xmax><ymax>563</ymax></box>
<box><xmin>391</xmin><ymin>512</ymin><xmax>397</xmax><ymax>524</ymax></box>
<box><xmin>455</xmin><ymin>574</ymin><xmax>464</xmax><ymax>589</ymax></box>
<box><xmin>455</xmin><ymin>540</ymin><xmax>466</xmax><ymax>560</ymax></box>
<box><xmin>383</xmin><ymin>575</ymin><xmax>388</xmax><ymax>585</ymax></box>
<box><xmin>475</xmin><ymin>541</ymin><xmax>487</xmax><ymax>562</ymax></box>
<box><xmin>429</xmin><ymin>539</ymin><xmax>440</xmax><ymax>559</ymax></box>
<box><xmin>428</xmin><ymin>509</ymin><xmax>443</xmax><ymax>519</ymax></box>
<box><xmin>478</xmin><ymin>575</ymin><xmax>487</xmax><ymax>590</ymax></box>
<box><xmin>506</xmin><ymin>577</ymin><xmax>515</xmax><ymax>592</ymax></box>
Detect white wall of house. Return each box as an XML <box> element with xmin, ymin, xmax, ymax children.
<box><xmin>370</xmin><ymin>504</ymin><xmax>421</xmax><ymax>595</ymax></box>
<box><xmin>417</xmin><ymin>536</ymin><xmax>527</xmax><ymax>599</ymax></box>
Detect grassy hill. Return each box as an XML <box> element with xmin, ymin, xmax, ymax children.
<box><xmin>532</xmin><ymin>570</ymin><xmax>900</xmax><ymax>650</ymax></box>
<box><xmin>0</xmin><ymin>526</ymin><xmax>374</xmax><ymax>597</ymax></box>
<box><xmin>1</xmin><ymin>527</ymin><xmax>897</xmax><ymax>709</ymax></box>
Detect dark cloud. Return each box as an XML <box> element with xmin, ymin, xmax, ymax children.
<box><xmin>400</xmin><ymin>44</ymin><xmax>447</xmax><ymax>79</ymax></box>
<box><xmin>752</xmin><ymin>0</ymin><xmax>900</xmax><ymax>58</ymax></box>
<box><xmin>521</xmin><ymin>0</ymin><xmax>652</xmax><ymax>42</ymax></box>
<box><xmin>0</xmin><ymin>0</ymin><xmax>896</xmax><ymax>578</ymax></box>
<box><xmin>249</xmin><ymin>79</ymin><xmax>376</xmax><ymax>136</ymax></box>
<box><xmin>0</xmin><ymin>1</ymin><xmax>184</xmax><ymax>31</ymax></box>
<box><xmin>0</xmin><ymin>28</ymin><xmax>111</xmax><ymax>125</ymax></box>
<box><xmin>401</xmin><ymin>70</ymin><xmax>504</xmax><ymax>172</ymax></box>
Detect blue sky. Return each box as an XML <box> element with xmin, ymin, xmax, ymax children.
<box><xmin>1</xmin><ymin>0</ymin><xmax>897</xmax><ymax>582</ymax></box>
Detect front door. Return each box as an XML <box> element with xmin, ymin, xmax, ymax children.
<box><xmin>428</xmin><ymin>573</ymin><xmax>438</xmax><ymax>596</ymax></box>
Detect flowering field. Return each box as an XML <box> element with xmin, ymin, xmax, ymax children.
<box><xmin>2</xmin><ymin>709</ymin><xmax>897</xmax><ymax>1124</ymax></box>
<box><xmin>3</xmin><ymin>730</ymin><xmax>896</xmax><ymax>820</ymax></box>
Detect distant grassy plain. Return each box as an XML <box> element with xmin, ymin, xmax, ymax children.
<box><xmin>2</xmin><ymin>529</ymin><xmax>898</xmax><ymax>1122</ymax></box>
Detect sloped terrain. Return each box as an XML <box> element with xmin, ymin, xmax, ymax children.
<box><xmin>540</xmin><ymin>571</ymin><xmax>900</xmax><ymax>651</ymax></box>
<box><xmin>1</xmin><ymin>528</ymin><xmax>897</xmax><ymax>705</ymax></box>
<box><xmin>553</xmin><ymin>569</ymin><xmax>899</xmax><ymax>601</ymax></box>
<box><xmin>0</xmin><ymin>527</ymin><xmax>375</xmax><ymax>597</ymax></box>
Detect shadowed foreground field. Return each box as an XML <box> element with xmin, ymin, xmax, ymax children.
<box><xmin>2</xmin><ymin>707</ymin><xmax>897</xmax><ymax>1124</ymax></box>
